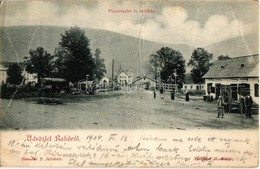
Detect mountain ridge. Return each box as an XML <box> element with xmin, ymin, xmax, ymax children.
<box><xmin>0</xmin><ymin>25</ymin><xmax>258</xmax><ymax>77</ymax></box>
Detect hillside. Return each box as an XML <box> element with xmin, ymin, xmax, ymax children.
<box><xmin>0</xmin><ymin>26</ymin><xmax>195</xmax><ymax>77</ymax></box>
<box><xmin>0</xmin><ymin>26</ymin><xmax>258</xmax><ymax>78</ymax></box>
<box><xmin>206</xmin><ymin>32</ymin><xmax>259</xmax><ymax>59</ymax></box>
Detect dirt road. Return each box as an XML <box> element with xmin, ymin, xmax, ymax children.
<box><xmin>0</xmin><ymin>91</ymin><xmax>258</xmax><ymax>130</ymax></box>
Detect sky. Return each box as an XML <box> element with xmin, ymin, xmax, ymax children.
<box><xmin>0</xmin><ymin>0</ymin><xmax>258</xmax><ymax>47</ymax></box>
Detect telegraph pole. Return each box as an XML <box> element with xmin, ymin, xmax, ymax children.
<box><xmin>155</xmin><ymin>57</ymin><xmax>157</xmax><ymax>80</ymax></box>
<box><xmin>112</xmin><ymin>59</ymin><xmax>114</xmax><ymax>87</ymax></box>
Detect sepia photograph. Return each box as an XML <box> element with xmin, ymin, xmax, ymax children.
<box><xmin>0</xmin><ymin>0</ymin><xmax>258</xmax><ymax>167</ymax></box>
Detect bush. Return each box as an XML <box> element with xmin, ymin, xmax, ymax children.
<box><xmin>1</xmin><ymin>85</ymin><xmax>43</xmax><ymax>99</ymax></box>
<box><xmin>1</xmin><ymin>86</ymin><xmax>17</xmax><ymax>99</ymax></box>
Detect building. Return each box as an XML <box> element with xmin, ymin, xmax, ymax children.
<box><xmin>131</xmin><ymin>75</ymin><xmax>156</xmax><ymax>89</ymax></box>
<box><xmin>22</xmin><ymin>70</ymin><xmax>38</xmax><ymax>85</ymax></box>
<box><xmin>0</xmin><ymin>64</ymin><xmax>8</xmax><ymax>84</ymax></box>
<box><xmin>203</xmin><ymin>54</ymin><xmax>259</xmax><ymax>104</ymax></box>
<box><xmin>0</xmin><ymin>62</ymin><xmax>38</xmax><ymax>85</ymax></box>
<box><xmin>182</xmin><ymin>84</ymin><xmax>205</xmax><ymax>91</ymax></box>
<box><xmin>40</xmin><ymin>78</ymin><xmax>68</xmax><ymax>93</ymax></box>
<box><xmin>99</xmin><ymin>76</ymin><xmax>110</xmax><ymax>86</ymax></box>
<box><xmin>117</xmin><ymin>71</ymin><xmax>133</xmax><ymax>86</ymax></box>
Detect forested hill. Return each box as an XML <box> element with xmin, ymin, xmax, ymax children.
<box><xmin>0</xmin><ymin>26</ymin><xmax>258</xmax><ymax>77</ymax></box>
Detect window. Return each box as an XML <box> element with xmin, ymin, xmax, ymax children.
<box><xmin>239</xmin><ymin>83</ymin><xmax>250</xmax><ymax>96</ymax></box>
<box><xmin>184</xmin><ymin>85</ymin><xmax>187</xmax><ymax>89</ymax></box>
<box><xmin>255</xmin><ymin>84</ymin><xmax>259</xmax><ymax>97</ymax></box>
<box><xmin>190</xmin><ymin>85</ymin><xmax>193</xmax><ymax>89</ymax></box>
<box><xmin>211</xmin><ymin>87</ymin><xmax>215</xmax><ymax>93</ymax></box>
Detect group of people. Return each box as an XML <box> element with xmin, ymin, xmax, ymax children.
<box><xmin>217</xmin><ymin>93</ymin><xmax>253</xmax><ymax>118</ymax></box>
<box><xmin>153</xmin><ymin>88</ymin><xmax>166</xmax><ymax>99</ymax></box>
<box><xmin>153</xmin><ymin>87</ymin><xmax>190</xmax><ymax>101</ymax></box>
<box><xmin>153</xmin><ymin>87</ymin><xmax>174</xmax><ymax>100</ymax></box>
<box><xmin>241</xmin><ymin>94</ymin><xmax>254</xmax><ymax>118</ymax></box>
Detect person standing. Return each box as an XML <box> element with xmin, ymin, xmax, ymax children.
<box><xmin>217</xmin><ymin>95</ymin><xmax>225</xmax><ymax>118</ymax></box>
<box><xmin>245</xmin><ymin>94</ymin><xmax>253</xmax><ymax>118</ymax></box>
<box><xmin>171</xmin><ymin>89</ymin><xmax>175</xmax><ymax>100</ymax></box>
<box><xmin>239</xmin><ymin>95</ymin><xmax>245</xmax><ymax>114</ymax></box>
<box><xmin>185</xmin><ymin>91</ymin><xmax>189</xmax><ymax>102</ymax></box>
<box><xmin>160</xmin><ymin>87</ymin><xmax>164</xmax><ymax>99</ymax></box>
<box><xmin>153</xmin><ymin>89</ymin><xmax>156</xmax><ymax>99</ymax></box>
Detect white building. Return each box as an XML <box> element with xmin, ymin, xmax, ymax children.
<box><xmin>131</xmin><ymin>75</ymin><xmax>156</xmax><ymax>88</ymax></box>
<box><xmin>0</xmin><ymin>64</ymin><xmax>7</xmax><ymax>84</ymax></box>
<box><xmin>22</xmin><ymin>70</ymin><xmax>38</xmax><ymax>84</ymax></box>
<box><xmin>203</xmin><ymin>54</ymin><xmax>259</xmax><ymax>104</ymax></box>
<box><xmin>117</xmin><ymin>71</ymin><xmax>133</xmax><ymax>86</ymax></box>
<box><xmin>0</xmin><ymin>62</ymin><xmax>38</xmax><ymax>85</ymax></box>
<box><xmin>99</xmin><ymin>76</ymin><xmax>110</xmax><ymax>86</ymax></box>
<box><xmin>182</xmin><ymin>84</ymin><xmax>205</xmax><ymax>91</ymax></box>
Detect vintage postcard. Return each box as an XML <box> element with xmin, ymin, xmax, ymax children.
<box><xmin>0</xmin><ymin>0</ymin><xmax>259</xmax><ymax>167</ymax></box>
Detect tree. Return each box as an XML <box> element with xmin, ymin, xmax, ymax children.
<box><xmin>93</xmin><ymin>48</ymin><xmax>106</xmax><ymax>81</ymax></box>
<box><xmin>218</xmin><ymin>55</ymin><xmax>230</xmax><ymax>60</ymax></box>
<box><xmin>147</xmin><ymin>47</ymin><xmax>186</xmax><ymax>88</ymax></box>
<box><xmin>58</xmin><ymin>26</ymin><xmax>95</xmax><ymax>83</ymax></box>
<box><xmin>7</xmin><ymin>63</ymin><xmax>23</xmax><ymax>86</ymax></box>
<box><xmin>52</xmin><ymin>47</ymin><xmax>72</xmax><ymax>78</ymax></box>
<box><xmin>24</xmin><ymin>47</ymin><xmax>53</xmax><ymax>85</ymax></box>
<box><xmin>188</xmin><ymin>48</ymin><xmax>213</xmax><ymax>83</ymax></box>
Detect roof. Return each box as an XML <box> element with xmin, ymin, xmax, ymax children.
<box><xmin>0</xmin><ymin>62</ymin><xmax>26</xmax><ymax>69</ymax></box>
<box><xmin>42</xmin><ymin>78</ymin><xmax>67</xmax><ymax>82</ymax></box>
<box><xmin>100</xmin><ymin>76</ymin><xmax>110</xmax><ymax>80</ymax></box>
<box><xmin>132</xmin><ymin>75</ymin><xmax>156</xmax><ymax>84</ymax></box>
<box><xmin>118</xmin><ymin>71</ymin><xmax>133</xmax><ymax>77</ymax></box>
<box><xmin>0</xmin><ymin>64</ymin><xmax>7</xmax><ymax>70</ymax></box>
<box><xmin>203</xmin><ymin>54</ymin><xmax>259</xmax><ymax>79</ymax></box>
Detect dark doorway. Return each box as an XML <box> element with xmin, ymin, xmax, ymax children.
<box><xmin>215</xmin><ymin>83</ymin><xmax>221</xmax><ymax>99</ymax></box>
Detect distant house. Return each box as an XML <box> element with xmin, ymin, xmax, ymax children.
<box><xmin>131</xmin><ymin>75</ymin><xmax>156</xmax><ymax>89</ymax></box>
<box><xmin>41</xmin><ymin>78</ymin><xmax>68</xmax><ymax>92</ymax></box>
<box><xmin>182</xmin><ymin>84</ymin><xmax>205</xmax><ymax>91</ymax></box>
<box><xmin>0</xmin><ymin>62</ymin><xmax>38</xmax><ymax>85</ymax></box>
<box><xmin>99</xmin><ymin>76</ymin><xmax>110</xmax><ymax>86</ymax></box>
<box><xmin>117</xmin><ymin>71</ymin><xmax>133</xmax><ymax>86</ymax></box>
<box><xmin>22</xmin><ymin>70</ymin><xmax>38</xmax><ymax>85</ymax></box>
<box><xmin>0</xmin><ymin>64</ymin><xmax>7</xmax><ymax>84</ymax></box>
<box><xmin>202</xmin><ymin>54</ymin><xmax>259</xmax><ymax>104</ymax></box>
<box><xmin>182</xmin><ymin>73</ymin><xmax>205</xmax><ymax>92</ymax></box>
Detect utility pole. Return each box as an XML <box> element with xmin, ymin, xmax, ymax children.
<box><xmin>173</xmin><ymin>69</ymin><xmax>178</xmax><ymax>92</ymax></box>
<box><xmin>155</xmin><ymin>57</ymin><xmax>157</xmax><ymax>80</ymax></box>
<box><xmin>112</xmin><ymin>59</ymin><xmax>114</xmax><ymax>87</ymax></box>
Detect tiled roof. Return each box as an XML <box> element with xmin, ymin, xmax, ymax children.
<box><xmin>42</xmin><ymin>78</ymin><xmax>66</xmax><ymax>82</ymax></box>
<box><xmin>0</xmin><ymin>62</ymin><xmax>26</xmax><ymax>69</ymax></box>
<box><xmin>132</xmin><ymin>75</ymin><xmax>156</xmax><ymax>83</ymax></box>
<box><xmin>203</xmin><ymin>54</ymin><xmax>259</xmax><ymax>79</ymax></box>
<box><xmin>118</xmin><ymin>71</ymin><xmax>133</xmax><ymax>77</ymax></box>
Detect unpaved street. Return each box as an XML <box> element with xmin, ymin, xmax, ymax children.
<box><xmin>0</xmin><ymin>91</ymin><xmax>258</xmax><ymax>130</ymax></box>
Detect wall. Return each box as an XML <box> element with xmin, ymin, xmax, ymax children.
<box><xmin>182</xmin><ymin>84</ymin><xmax>205</xmax><ymax>91</ymax></box>
<box><xmin>205</xmin><ymin>78</ymin><xmax>259</xmax><ymax>104</ymax></box>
